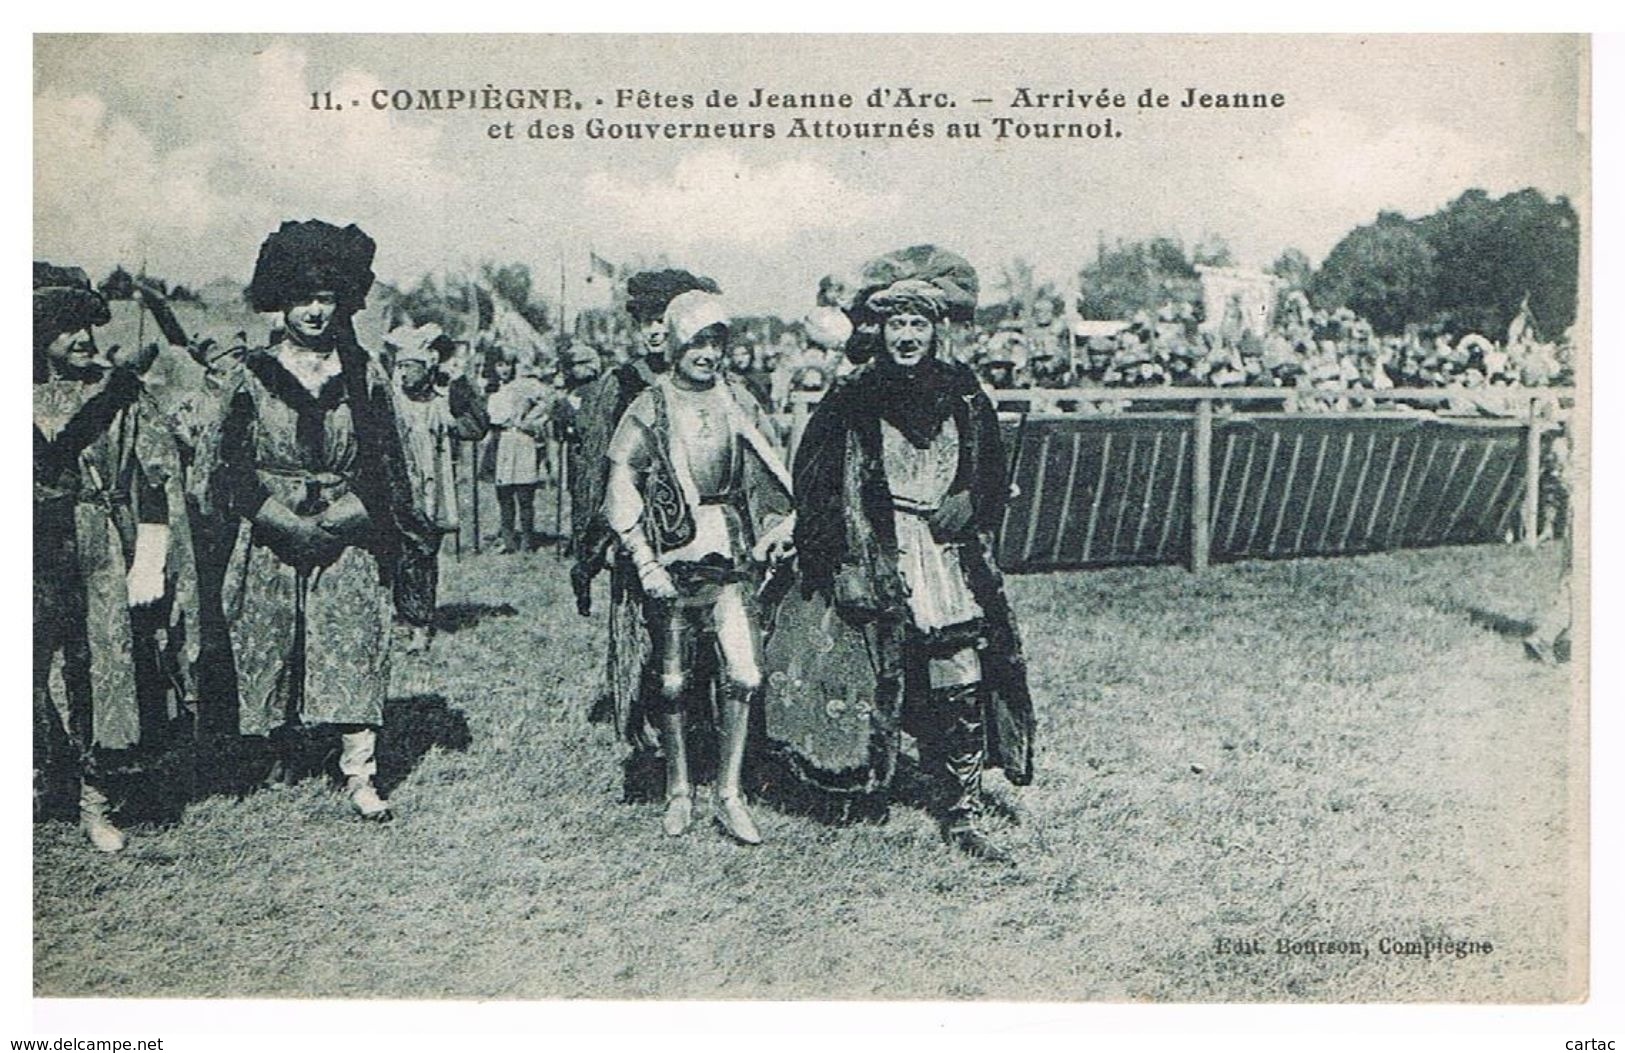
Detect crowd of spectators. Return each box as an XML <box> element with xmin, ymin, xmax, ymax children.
<box><xmin>960</xmin><ymin>294</ymin><xmax>1573</xmax><ymax>406</ymax></box>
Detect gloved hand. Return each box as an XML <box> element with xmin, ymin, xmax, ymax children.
<box><xmin>750</xmin><ymin>513</ymin><xmax>797</xmax><ymax>565</ymax></box>
<box><xmin>315</xmin><ymin>493</ymin><xmax>373</xmax><ymax>547</ymax></box>
<box><xmin>253</xmin><ymin>500</ymin><xmax>343</xmax><ymax>568</ymax></box>
<box><xmin>125</xmin><ymin>524</ymin><xmax>169</xmax><ymax>607</ymax></box>
<box><xmin>928</xmin><ymin>490</ymin><xmax>975</xmax><ymax>541</ymax></box>
<box><xmin>638</xmin><ymin>560</ymin><xmax>678</xmax><ymax>601</ymax></box>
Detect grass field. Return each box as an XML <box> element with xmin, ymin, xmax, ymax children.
<box><xmin>33</xmin><ymin>535</ymin><xmax>1582</xmax><ymax>1003</ymax></box>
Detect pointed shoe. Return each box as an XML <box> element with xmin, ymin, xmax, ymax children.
<box><xmin>347</xmin><ymin>777</ymin><xmax>394</xmax><ymax>823</ymax></box>
<box><xmin>714</xmin><ymin>791</ymin><xmax>762</xmax><ymax>845</ymax></box>
<box><xmin>663</xmin><ymin>790</ymin><xmax>694</xmax><ymax>836</ymax></box>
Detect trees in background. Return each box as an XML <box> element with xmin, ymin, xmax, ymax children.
<box><xmin>1309</xmin><ymin>211</ymin><xmax>1439</xmax><ymax>335</ymax></box>
<box><xmin>1311</xmin><ymin>188</ymin><xmax>1578</xmax><ymax>336</ymax></box>
<box><xmin>1066</xmin><ymin>188</ymin><xmax>1578</xmax><ymax>338</ymax></box>
<box><xmin>1077</xmin><ymin>236</ymin><xmax>1202</xmax><ymax>320</ymax></box>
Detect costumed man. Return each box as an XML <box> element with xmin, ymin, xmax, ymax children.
<box><xmin>568</xmin><ymin>270</ymin><xmax>722</xmax><ymax>782</ymax></box>
<box><xmin>34</xmin><ymin>263</ymin><xmax>199</xmax><ymax>852</ymax></box>
<box><xmin>484</xmin><ymin>348</ymin><xmax>552</xmax><ymax>554</ymax></box>
<box><xmin>387</xmin><ymin>323</ymin><xmax>490</xmax><ymax>653</ymax></box>
<box><xmin>786</xmin><ymin>261</ymin><xmax>1035</xmax><ymax>864</ymax></box>
<box><xmin>551</xmin><ymin>342</ymin><xmax>605</xmax><ymax>552</ymax></box>
<box><xmin>204</xmin><ymin>220</ymin><xmax>432</xmax><ymax>822</ymax></box>
<box><xmin>602</xmin><ymin>290</ymin><xmax>795</xmax><ymax>843</ymax></box>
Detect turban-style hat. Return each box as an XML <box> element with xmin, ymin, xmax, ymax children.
<box><xmin>35</xmin><ymin>262</ymin><xmax>110</xmax><ymax>345</ymax></box>
<box><xmin>566</xmin><ymin>343</ymin><xmax>603</xmax><ymax>369</ymax></box>
<box><xmin>625</xmin><ymin>269</ymin><xmax>721</xmax><ymax>324</ymax></box>
<box><xmin>857</xmin><ymin>245</ymin><xmax>978</xmax><ymax>322</ymax></box>
<box><xmin>247</xmin><ymin>220</ymin><xmax>376</xmax><ymax>314</ymax></box>
<box><xmin>664</xmin><ymin>290</ymin><xmax>730</xmax><ymax>352</ymax></box>
<box><xmin>862</xmin><ymin>278</ymin><xmax>950</xmax><ymax>323</ymax></box>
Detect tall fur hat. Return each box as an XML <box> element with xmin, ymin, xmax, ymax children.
<box><xmin>625</xmin><ymin>269</ymin><xmax>720</xmax><ymax>324</ymax></box>
<box><xmin>34</xmin><ymin>262</ymin><xmax>110</xmax><ymax>345</ymax></box>
<box><xmin>247</xmin><ymin>220</ymin><xmax>376</xmax><ymax>314</ymax></box>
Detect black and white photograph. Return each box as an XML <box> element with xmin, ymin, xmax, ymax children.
<box><xmin>23</xmin><ymin>29</ymin><xmax>1597</xmax><ymax>1030</ymax></box>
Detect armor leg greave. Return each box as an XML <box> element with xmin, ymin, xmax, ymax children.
<box><xmin>661</xmin><ymin>710</ymin><xmax>692</xmax><ymax>836</ymax></box>
<box><xmin>714</xmin><ymin>684</ymin><xmax>761</xmax><ymax>845</ymax></box>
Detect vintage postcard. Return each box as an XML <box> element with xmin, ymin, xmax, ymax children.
<box><xmin>29</xmin><ymin>33</ymin><xmax>1588</xmax><ymax>1011</ymax></box>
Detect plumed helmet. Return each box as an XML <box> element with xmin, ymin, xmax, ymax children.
<box><xmin>625</xmin><ymin>269</ymin><xmax>721</xmax><ymax>324</ymax></box>
<box><xmin>34</xmin><ymin>262</ymin><xmax>110</xmax><ymax>346</ymax></box>
<box><xmin>247</xmin><ymin>220</ymin><xmax>376</xmax><ymax>315</ymax></box>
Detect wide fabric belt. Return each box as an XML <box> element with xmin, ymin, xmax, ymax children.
<box><xmin>255</xmin><ymin>465</ymin><xmax>347</xmax><ymax>486</ymax></box>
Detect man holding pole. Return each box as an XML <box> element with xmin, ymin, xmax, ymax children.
<box><xmin>387</xmin><ymin>323</ymin><xmax>489</xmax><ymax>653</ymax></box>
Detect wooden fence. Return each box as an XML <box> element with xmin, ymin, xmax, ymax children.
<box><xmin>450</xmin><ymin>387</ymin><xmax>1573</xmax><ymax>573</ymax></box>
<box><xmin>789</xmin><ymin>386</ymin><xmax>1575</xmax><ymax>574</ymax></box>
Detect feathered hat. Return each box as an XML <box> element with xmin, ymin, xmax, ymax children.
<box><xmin>625</xmin><ymin>269</ymin><xmax>720</xmax><ymax>324</ymax></box>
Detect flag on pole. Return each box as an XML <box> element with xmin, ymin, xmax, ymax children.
<box><xmin>477</xmin><ymin>280</ymin><xmax>550</xmax><ymax>364</ymax></box>
<box><xmin>578</xmin><ymin>252</ymin><xmax>617</xmax><ymax>311</ymax></box>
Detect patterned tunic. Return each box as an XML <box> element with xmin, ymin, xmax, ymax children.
<box><xmin>210</xmin><ymin>342</ymin><xmax>421</xmax><ymax>734</ymax></box>
<box><xmin>34</xmin><ymin>371</ymin><xmax>197</xmax><ymax>755</ymax></box>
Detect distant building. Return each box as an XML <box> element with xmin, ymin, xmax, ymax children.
<box><xmin>196</xmin><ymin>277</ymin><xmax>248</xmax><ymax>309</ymax></box>
<box><xmin>1197</xmin><ymin>265</ymin><xmax>1281</xmax><ymax>339</ymax></box>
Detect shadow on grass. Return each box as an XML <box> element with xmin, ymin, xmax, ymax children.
<box><xmin>184</xmin><ymin>695</ymin><xmax>473</xmax><ymax>801</ymax></box>
<box><xmin>1465</xmin><ymin>606</ymin><xmax>1536</xmax><ymax>640</ymax></box>
<box><xmin>433</xmin><ymin>601</ymin><xmax>520</xmax><ymax>634</ymax></box>
<box><xmin>74</xmin><ymin>714</ymin><xmax>199</xmax><ymax>828</ymax></box>
<box><xmin>749</xmin><ymin>749</ymin><xmax>920</xmax><ymax>828</ymax></box>
<box><xmin>751</xmin><ymin>745</ymin><xmax>1027</xmax><ymax>830</ymax></box>
<box><xmin>379</xmin><ymin>694</ymin><xmax>474</xmax><ymax>795</ymax></box>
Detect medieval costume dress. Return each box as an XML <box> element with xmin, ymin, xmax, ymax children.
<box><xmin>205</xmin><ymin>220</ymin><xmax>429</xmax><ymax>820</ymax></box>
<box><xmin>388</xmin><ymin>325</ymin><xmax>489</xmax><ymax>646</ymax></box>
<box><xmin>34</xmin><ymin>263</ymin><xmax>198</xmax><ymax>852</ymax></box>
<box><xmin>780</xmin><ymin>264</ymin><xmax>1035</xmax><ymax>862</ymax></box>
<box><xmin>485</xmin><ymin>363</ymin><xmax>552</xmax><ymax>553</ymax></box>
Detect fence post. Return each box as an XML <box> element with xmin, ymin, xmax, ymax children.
<box><xmin>1191</xmin><ymin>397</ymin><xmax>1213</xmax><ymax>572</ymax></box>
<box><xmin>470</xmin><ymin>436</ymin><xmax>483</xmax><ymax>555</ymax></box>
<box><xmin>1524</xmin><ymin>396</ymin><xmax>1542</xmax><ymax>548</ymax></box>
<box><xmin>555</xmin><ymin>434</ymin><xmax>568</xmax><ymax>558</ymax></box>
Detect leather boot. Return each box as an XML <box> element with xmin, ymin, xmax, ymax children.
<box><xmin>661</xmin><ymin>711</ymin><xmax>693</xmax><ymax>836</ymax></box>
<box><xmin>936</xmin><ymin>686</ymin><xmax>1011</xmax><ymax>866</ymax></box>
<box><xmin>79</xmin><ymin>780</ymin><xmax>126</xmax><ymax>854</ymax></box>
<box><xmin>714</xmin><ymin>686</ymin><xmax>762</xmax><ymax>845</ymax></box>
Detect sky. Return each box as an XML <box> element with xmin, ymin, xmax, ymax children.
<box><xmin>34</xmin><ymin>34</ymin><xmax>1588</xmax><ymax>319</ymax></box>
